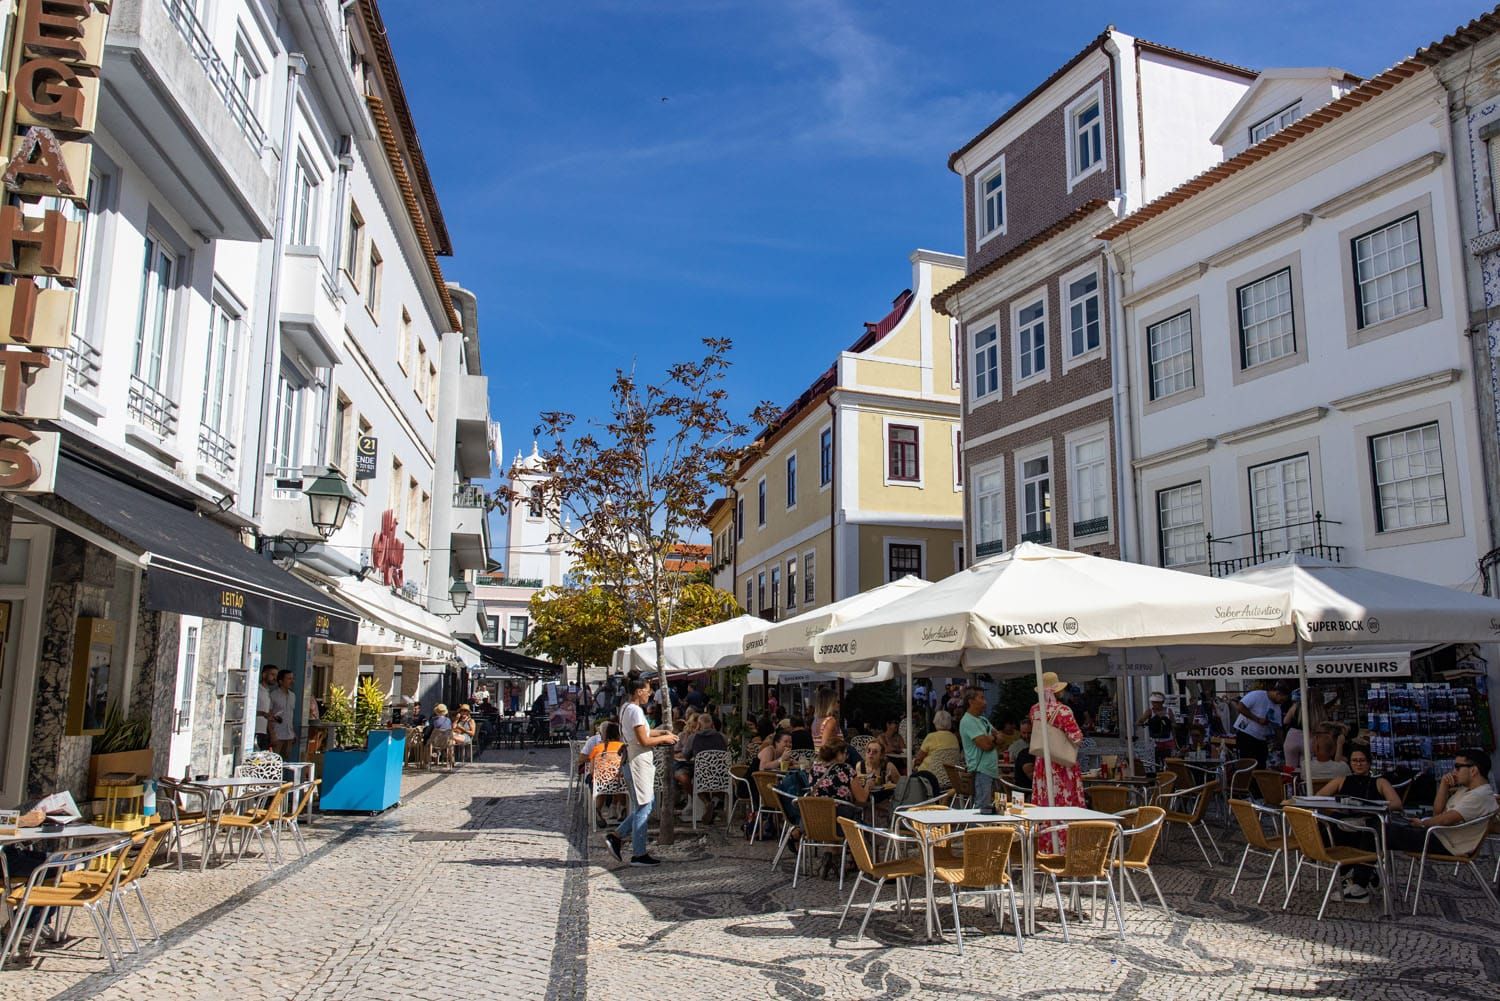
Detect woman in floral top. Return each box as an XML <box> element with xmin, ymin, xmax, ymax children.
<box><xmin>809</xmin><ymin>739</ymin><xmax>870</xmax><ymax>821</ymax></box>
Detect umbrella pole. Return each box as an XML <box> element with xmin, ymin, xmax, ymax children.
<box><xmin>1034</xmin><ymin>647</ymin><xmax>1054</xmax><ymax>804</ymax></box>
<box><xmin>1123</xmin><ymin>662</ymin><xmax>1136</xmax><ymax>775</ymax></box>
<box><xmin>905</xmin><ymin>658</ymin><xmax>913</xmax><ymax>771</ymax></box>
<box><xmin>1297</xmin><ymin>635</ymin><xmax>1313</xmax><ymax>797</ymax></box>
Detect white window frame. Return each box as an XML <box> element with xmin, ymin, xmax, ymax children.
<box><xmin>1064</xmin><ymin>424</ymin><xmax>1112</xmax><ymax>545</ymax></box>
<box><xmin>289</xmin><ymin>150</ymin><xmax>322</xmax><ymax>248</ymax></box>
<box><xmin>970</xmin><ymin>457</ymin><xmax>1006</xmax><ymax>561</ymax></box>
<box><xmin>785</xmin><ymin>556</ymin><xmax>797</xmax><ymax>610</ymax></box>
<box><xmin>770</xmin><ymin>565</ymin><xmax>781</xmax><ymax>617</ymax></box>
<box><xmin>1156</xmin><ymin>480</ymin><xmax>1208</xmax><ymax>569</ymax></box>
<box><xmin>883</xmin><ymin>417</ymin><xmax>923</xmax><ymax>487</ymax></box>
<box><xmin>1368</xmin><ymin>422</ymin><xmax>1447</xmax><ymax>534</ymax></box>
<box><xmin>785</xmin><ymin>453</ymin><xmax>797</xmax><ymax>511</ymax></box>
<box><xmin>970</xmin><ymin>320</ymin><xmax>1001</xmax><ymax>404</ymax></box>
<box><xmin>132</xmin><ymin>231</ymin><xmax>179</xmax><ymax>391</ymax></box>
<box><xmin>1011</xmin><ymin>295</ymin><xmax>1049</xmax><ymax>392</ymax></box>
<box><xmin>756</xmin><ymin>477</ymin><xmax>767</xmax><ymax>528</ymax></box>
<box><xmin>1248</xmin><ymin>101</ymin><xmax>1301</xmax><ymax>145</ymax></box>
<box><xmin>973</xmin><ymin>155</ymin><xmax>1006</xmax><ymax>245</ymax></box>
<box><xmin>1146</xmin><ymin>309</ymin><xmax>1195</xmax><ymax>403</ymax></box>
<box><xmin>949</xmin><ymin>318</ymin><xmax>961</xmax><ymax>388</ymax></box>
<box><xmin>735</xmin><ymin>497</ymin><xmax>744</xmax><ymax>541</ymax></box>
<box><xmin>757</xmin><ymin>571</ymin><xmax>766</xmax><ymax>612</ymax></box>
<box><xmin>802</xmin><ymin>548</ymin><xmax>816</xmax><ymax>606</ymax></box>
<box><xmin>1015</xmin><ymin>440</ymin><xmax>1055</xmax><ymax>546</ymax></box>
<box><xmin>883</xmin><ymin>537</ymin><xmax>926</xmax><ymax>583</ymax></box>
<box><xmin>952</xmin><ymin>426</ymin><xmax>963</xmax><ymax>492</ymax></box>
<box><xmin>506</xmin><ymin>615</ymin><xmax>529</xmax><ymax>648</ymax></box>
<box><xmin>1353</xmin><ymin>402</ymin><xmax>1465</xmax><ymax>550</ymax></box>
<box><xmin>818</xmin><ymin>424</ymin><xmax>833</xmax><ymax>490</ymax></box>
<box><xmin>744</xmin><ymin>578</ymin><xmax>754</xmax><ymax>616</ymax></box>
<box><xmin>1351</xmin><ymin>213</ymin><xmax>1426</xmax><ymax>329</ymax></box>
<box><xmin>1064</xmin><ymin>81</ymin><xmax>1107</xmax><ymax>190</ymax></box>
<box><xmin>230</xmin><ymin>32</ymin><xmax>265</xmax><ymax>121</ymax></box>
<box><xmin>1247</xmin><ymin>452</ymin><xmax>1317</xmax><ymax>555</ymax></box>
<box><xmin>200</xmin><ymin>286</ymin><xmax>243</xmax><ymax>437</ymax></box>
<box><xmin>270</xmin><ymin>358</ymin><xmax>309</xmax><ymax>472</ymax></box>
<box><xmin>1061</xmin><ymin>261</ymin><xmax>1104</xmax><ymax>369</ymax></box>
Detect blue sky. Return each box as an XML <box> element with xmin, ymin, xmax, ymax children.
<box><xmin>379</xmin><ymin>0</ymin><xmax>1482</xmax><ymax>558</ymax></box>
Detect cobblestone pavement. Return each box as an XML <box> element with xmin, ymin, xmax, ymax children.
<box><xmin>7</xmin><ymin>749</ymin><xmax>1500</xmax><ymax>1000</ymax></box>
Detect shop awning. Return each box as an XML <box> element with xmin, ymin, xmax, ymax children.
<box><xmin>460</xmin><ymin>639</ymin><xmax>563</xmax><ymax>680</ymax></box>
<box><xmin>305</xmin><ymin>575</ymin><xmax>456</xmax><ymax>656</ymax></box>
<box><xmin>44</xmin><ymin>457</ymin><xmax>358</xmax><ymax>643</ymax></box>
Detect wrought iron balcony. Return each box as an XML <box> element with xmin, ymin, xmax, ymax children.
<box><xmin>57</xmin><ymin>340</ymin><xmax>102</xmax><ymax>395</ymax></box>
<box><xmin>196</xmin><ymin>425</ymin><xmax>237</xmax><ymax>477</ymax></box>
<box><xmin>453</xmin><ymin>483</ymin><xmax>487</xmax><ymax>508</ymax></box>
<box><xmin>160</xmin><ymin>0</ymin><xmax>267</xmax><ymax>150</ymax></box>
<box><xmin>128</xmin><ymin>377</ymin><xmax>179</xmax><ymax>439</ymax></box>
<box><xmin>1207</xmin><ymin>512</ymin><xmax>1342</xmax><ymax>578</ymax></box>
<box><xmin>1072</xmin><ymin>516</ymin><xmax>1109</xmax><ymax>538</ymax></box>
<box><xmin>1021</xmin><ymin>527</ymin><xmax>1052</xmax><ymax>545</ymax></box>
<box><xmin>975</xmin><ymin>538</ymin><xmax>1006</xmax><ymax>558</ymax></box>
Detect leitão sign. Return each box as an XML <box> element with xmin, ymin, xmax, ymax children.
<box><xmin>0</xmin><ymin>0</ymin><xmax>111</xmax><ymax>493</ymax></box>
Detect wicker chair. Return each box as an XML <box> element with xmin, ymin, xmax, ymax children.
<box><xmin>1151</xmin><ymin>771</ymin><xmax>1178</xmax><ymax>808</ymax></box>
<box><xmin>56</xmin><ymin>822</ymin><xmax>173</xmax><ymax>954</ymax></box>
<box><xmin>943</xmin><ymin>764</ymin><xmax>975</xmax><ymax>809</ymax></box>
<box><xmin>1036</xmin><ymin>820</ymin><xmax>1124</xmax><ymax>941</ymax></box>
<box><xmin>157</xmin><ymin>777</ymin><xmax>211</xmax><ymax>871</ymax></box>
<box><xmin>1252</xmin><ymin>769</ymin><xmax>1289</xmax><ymax>806</ymax></box>
<box><xmin>789</xmin><ymin>795</ymin><xmax>847</xmax><ymax>893</ymax></box>
<box><xmin>1</xmin><ymin>836</ymin><xmax>133</xmax><ymax>970</ymax></box>
<box><xmin>1227</xmin><ymin>799</ymin><xmax>1286</xmax><ymax>903</ymax></box>
<box><xmin>931</xmin><ymin>825</ymin><xmax>1024</xmax><ymax>955</ymax></box>
<box><xmin>1161</xmin><ymin>757</ymin><xmax>1192</xmax><ymax>790</ymax></box>
<box><xmin>271</xmin><ymin>779</ymin><xmax>320</xmax><ymax>859</ymax></box>
<box><xmin>1086</xmin><ymin>784</ymin><xmax>1131</xmax><ymax>815</ymax></box>
<box><xmin>214</xmin><ymin>783</ymin><xmax>294</xmax><ymax>869</ymax></box>
<box><xmin>1400</xmin><ymin>811</ymin><xmax>1499</xmax><ymax>915</ymax></box>
<box><xmin>836</xmin><ymin>818</ymin><xmax>925</xmax><ymax>942</ymax></box>
<box><xmin>1111</xmin><ymin>806</ymin><xmax>1169</xmax><ymax>913</ymax></box>
<box><xmin>1161</xmin><ymin>780</ymin><xmax>1223</xmax><ymax>866</ymax></box>
<box><xmin>1280</xmin><ymin>806</ymin><xmax>1379</xmax><ymax>921</ymax></box>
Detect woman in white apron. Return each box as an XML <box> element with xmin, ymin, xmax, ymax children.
<box><xmin>606</xmin><ymin>676</ymin><xmax>679</xmax><ymax>867</ymax></box>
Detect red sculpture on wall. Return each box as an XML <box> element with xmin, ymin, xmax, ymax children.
<box><xmin>372</xmin><ymin>509</ymin><xmax>405</xmax><ymax>588</ymax></box>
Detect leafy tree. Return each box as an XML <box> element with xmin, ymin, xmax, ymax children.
<box><xmin>523</xmin><ymin>583</ymin><xmax>635</xmax><ymax>670</ymax></box>
<box><xmin>668</xmin><ymin>581</ymin><xmax>741</xmax><ymax>635</ymax></box>
<box><xmin>498</xmin><ymin>337</ymin><xmax>773</xmax><ymax>843</ymax></box>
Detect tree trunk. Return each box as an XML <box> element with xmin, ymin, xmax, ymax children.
<box><xmin>655</xmin><ymin>633</ymin><xmax>676</xmax><ymax>846</ymax></box>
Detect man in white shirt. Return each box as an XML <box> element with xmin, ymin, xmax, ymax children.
<box><xmin>1230</xmin><ymin>681</ymin><xmax>1291</xmax><ymax>768</ymax></box>
<box><xmin>254</xmin><ymin>664</ymin><xmax>278</xmax><ymax>751</ymax></box>
<box><xmin>270</xmin><ymin>669</ymin><xmax>299</xmax><ymax>756</ymax></box>
<box><xmin>1385</xmin><ymin>750</ymin><xmax>1498</xmax><ymax>859</ymax></box>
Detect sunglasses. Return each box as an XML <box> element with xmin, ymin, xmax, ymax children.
<box><xmin>1453</xmin><ymin>762</ymin><xmax>1473</xmax><ymax>770</ymax></box>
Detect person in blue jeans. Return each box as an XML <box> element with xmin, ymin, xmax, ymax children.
<box><xmin>605</xmin><ymin>677</ymin><xmax>679</xmax><ymax>867</ymax></box>
<box><xmin>958</xmin><ymin>687</ymin><xmax>1000</xmax><ymax>810</ymax></box>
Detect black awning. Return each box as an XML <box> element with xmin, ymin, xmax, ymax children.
<box><xmin>459</xmin><ymin>638</ymin><xmax>564</xmax><ymax>680</ymax></box>
<box><xmin>51</xmin><ymin>457</ymin><xmax>358</xmax><ymax>643</ymax></box>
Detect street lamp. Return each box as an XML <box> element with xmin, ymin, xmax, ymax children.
<box><xmin>448</xmin><ymin>578</ymin><xmax>473</xmax><ymax>614</ymax></box>
<box><xmin>304</xmin><ymin>467</ymin><xmax>357</xmax><ymax>539</ymax></box>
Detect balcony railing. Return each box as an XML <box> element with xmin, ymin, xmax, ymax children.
<box><xmin>128</xmin><ymin>376</ymin><xmax>179</xmax><ymax>439</ymax></box>
<box><xmin>268</xmin><ymin>464</ymin><xmax>305</xmax><ymax>500</ymax></box>
<box><xmin>975</xmin><ymin>538</ymin><xmax>1006</xmax><ymax>558</ymax></box>
<box><xmin>161</xmin><ymin>0</ymin><xmax>268</xmax><ymax>150</ymax></box>
<box><xmin>1207</xmin><ymin>512</ymin><xmax>1342</xmax><ymax>578</ymax></box>
<box><xmin>453</xmin><ymin>483</ymin><xmax>487</xmax><ymax>508</ymax></box>
<box><xmin>197</xmin><ymin>425</ymin><xmax>237</xmax><ymax>477</ymax></box>
<box><xmin>1021</xmin><ymin>527</ymin><xmax>1052</xmax><ymax>545</ymax></box>
<box><xmin>57</xmin><ymin>340</ymin><xmax>101</xmax><ymax>395</ymax></box>
<box><xmin>476</xmin><ymin>575</ymin><xmax>543</xmax><ymax>589</ymax></box>
<box><xmin>1072</xmin><ymin>517</ymin><xmax>1109</xmax><ymax>539</ymax></box>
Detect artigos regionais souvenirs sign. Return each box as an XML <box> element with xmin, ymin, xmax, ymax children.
<box><xmin>0</xmin><ymin>0</ymin><xmax>111</xmax><ymax>493</ymax></box>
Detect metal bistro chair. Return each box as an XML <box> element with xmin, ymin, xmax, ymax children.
<box><xmin>781</xmin><ymin>794</ymin><xmax>848</xmax><ymax>897</ymax></box>
<box><xmin>57</xmin><ymin>821</ymin><xmax>173</xmax><ymax>955</ymax></box>
<box><xmin>930</xmin><ymin>824</ymin><xmax>1025</xmax><ymax>955</ymax></box>
<box><xmin>1151</xmin><ymin>771</ymin><xmax>1178</xmax><ymax>808</ymax></box>
<box><xmin>157</xmin><ymin>777</ymin><xmax>211</xmax><ymax>871</ymax></box>
<box><xmin>1111</xmin><ymin>806</ymin><xmax>1169</xmax><ymax>913</ymax></box>
<box><xmin>943</xmin><ymin>764</ymin><xmax>975</xmax><ymax>809</ymax></box>
<box><xmin>2</xmin><ymin>835</ymin><xmax>133</xmax><ymax>971</ymax></box>
<box><xmin>1252</xmin><ymin>769</ymin><xmax>1289</xmax><ymax>807</ymax></box>
<box><xmin>690</xmin><ymin>749</ymin><xmax>732</xmax><ymax>830</ymax></box>
<box><xmin>728</xmin><ymin>763</ymin><xmax>755</xmax><ymax>831</ymax></box>
<box><xmin>1228</xmin><ymin>799</ymin><xmax>1286</xmax><ymax>903</ymax></box>
<box><xmin>1401</xmin><ymin>811</ymin><xmax>1500</xmax><ymax>915</ymax></box>
<box><xmin>237</xmin><ymin>750</ymin><xmax>285</xmax><ymax>781</ymax></box>
<box><xmin>924</xmin><ymin>748</ymin><xmax>963</xmax><ymax>790</ymax></box>
<box><xmin>1161</xmin><ymin>779</ymin><xmax>1224</xmax><ymax>867</ymax></box>
<box><xmin>835</xmin><ymin>817</ymin><xmax>925</xmax><ymax>943</ymax></box>
<box><xmin>1036</xmin><ymin>821</ymin><xmax>1125</xmax><ymax>942</ymax></box>
<box><xmin>212</xmin><ymin>783</ymin><xmax>294</xmax><ymax>869</ymax></box>
<box><xmin>272</xmin><ymin>779</ymin><xmax>321</xmax><ymax>859</ymax></box>
<box><xmin>848</xmin><ymin>735</ymin><xmax>875</xmax><ymax>758</ymax></box>
<box><xmin>1280</xmin><ymin>806</ymin><xmax>1380</xmax><ymax>921</ymax></box>
<box><xmin>1087</xmin><ymin>784</ymin><xmax>1131</xmax><ymax>815</ymax></box>
<box><xmin>751</xmin><ymin>771</ymin><xmax>787</xmax><ymax>845</ymax></box>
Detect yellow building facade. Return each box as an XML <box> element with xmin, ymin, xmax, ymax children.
<box><xmin>728</xmin><ymin>251</ymin><xmax>966</xmax><ymax>617</ymax></box>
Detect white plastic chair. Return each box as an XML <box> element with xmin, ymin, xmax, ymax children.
<box><xmin>689</xmin><ymin>750</ymin><xmax>732</xmax><ymax>830</ymax></box>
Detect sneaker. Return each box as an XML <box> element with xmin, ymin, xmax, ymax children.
<box><xmin>1341</xmin><ymin>883</ymin><xmax>1370</xmax><ymax>904</ymax></box>
<box><xmin>629</xmin><ymin>853</ymin><xmax>662</xmax><ymax>867</ymax></box>
<box><xmin>604</xmin><ymin>833</ymin><xmax>623</xmax><ymax>863</ymax></box>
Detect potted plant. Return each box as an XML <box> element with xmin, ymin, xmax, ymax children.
<box><xmin>88</xmin><ymin>704</ymin><xmax>154</xmax><ymax>791</ymax></box>
<box><xmin>318</xmin><ymin>678</ymin><xmax>406</xmax><ymax>813</ymax></box>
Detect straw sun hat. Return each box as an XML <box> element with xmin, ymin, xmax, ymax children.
<box><xmin>1036</xmin><ymin>672</ymin><xmax>1068</xmax><ymax>694</ymax></box>
<box><xmin>434</xmin><ymin>704</ymin><xmax>449</xmax><ymax>716</ymax></box>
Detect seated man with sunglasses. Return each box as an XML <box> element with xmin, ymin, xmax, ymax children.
<box><xmin>1383</xmin><ymin>750</ymin><xmax>1497</xmax><ymax>861</ymax></box>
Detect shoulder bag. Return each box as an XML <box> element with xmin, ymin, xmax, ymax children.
<box><xmin>1029</xmin><ymin>708</ymin><xmax>1078</xmax><ymax>766</ymax></box>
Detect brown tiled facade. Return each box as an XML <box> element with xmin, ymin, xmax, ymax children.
<box><xmin>963</xmin><ymin>71</ymin><xmax>1119</xmax><ymax>268</ymax></box>
<box><xmin>958</xmin><ymin>228</ymin><xmax>1120</xmax><ymax>560</ymax></box>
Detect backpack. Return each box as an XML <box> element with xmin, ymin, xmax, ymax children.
<box><xmin>891</xmin><ymin>771</ymin><xmax>939</xmax><ymax>808</ymax></box>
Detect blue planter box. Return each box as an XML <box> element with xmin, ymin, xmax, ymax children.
<box><xmin>320</xmin><ymin>729</ymin><xmax>406</xmax><ymax>813</ymax></box>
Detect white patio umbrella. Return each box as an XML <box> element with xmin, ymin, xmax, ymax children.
<box><xmin>1159</xmin><ymin>554</ymin><xmax>1500</xmax><ymax>794</ymax></box>
<box><xmin>813</xmin><ymin>543</ymin><xmax>1294</xmax><ymax>803</ymax></box>
<box><xmin>617</xmin><ymin>614</ymin><xmax>767</xmax><ymax>675</ymax></box>
<box><xmin>736</xmin><ymin>576</ymin><xmax>931</xmax><ymax>762</ymax></box>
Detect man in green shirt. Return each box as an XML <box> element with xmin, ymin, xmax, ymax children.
<box><xmin>958</xmin><ymin>687</ymin><xmax>999</xmax><ymax>810</ymax></box>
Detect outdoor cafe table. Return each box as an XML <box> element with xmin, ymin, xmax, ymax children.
<box><xmin>1283</xmin><ymin>795</ymin><xmax>1394</xmax><ymax>918</ymax></box>
<box><xmin>895</xmin><ymin>805</ymin><xmax>1123</xmax><ymax>939</ymax></box>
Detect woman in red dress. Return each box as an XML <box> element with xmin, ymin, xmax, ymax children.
<box><xmin>1029</xmin><ymin>671</ymin><xmax>1085</xmax><ymax>851</ymax></box>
